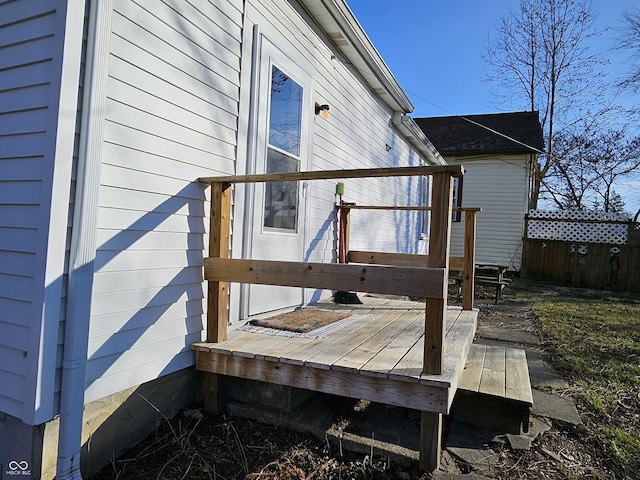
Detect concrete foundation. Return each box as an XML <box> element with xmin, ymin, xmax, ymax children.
<box><xmin>0</xmin><ymin>367</ymin><xmax>203</xmax><ymax>480</ymax></box>
<box><xmin>0</xmin><ymin>413</ymin><xmax>44</xmax><ymax>479</ymax></box>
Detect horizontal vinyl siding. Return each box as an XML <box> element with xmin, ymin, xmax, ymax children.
<box><xmin>0</xmin><ymin>2</ymin><xmax>58</xmax><ymax>420</ymax></box>
<box><xmin>448</xmin><ymin>156</ymin><xmax>530</xmax><ymax>270</ymax></box>
<box><xmin>245</xmin><ymin>0</ymin><xmax>424</xmax><ymax>276</ymax></box>
<box><xmin>84</xmin><ymin>0</ymin><xmax>243</xmax><ymax>403</ymax></box>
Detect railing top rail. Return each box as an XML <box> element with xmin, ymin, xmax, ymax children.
<box><xmin>198</xmin><ymin>165</ymin><xmax>464</xmax><ymax>185</ymax></box>
<box><xmin>343</xmin><ymin>205</ymin><xmax>481</xmax><ymax>212</ymax></box>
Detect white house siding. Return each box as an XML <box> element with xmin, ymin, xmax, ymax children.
<box><xmin>0</xmin><ymin>2</ymin><xmax>83</xmax><ymax>424</ymax></box>
<box><xmin>448</xmin><ymin>155</ymin><xmax>531</xmax><ymax>271</ymax></box>
<box><xmin>241</xmin><ymin>0</ymin><xmax>424</xmax><ymax>276</ymax></box>
<box><xmin>84</xmin><ymin>0</ymin><xmax>244</xmax><ymax>403</ymax></box>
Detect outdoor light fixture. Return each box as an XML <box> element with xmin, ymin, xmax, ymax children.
<box><xmin>315</xmin><ymin>102</ymin><xmax>330</xmax><ymax>118</ymax></box>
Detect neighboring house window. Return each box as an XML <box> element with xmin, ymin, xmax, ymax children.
<box><xmin>421</xmin><ymin>175</ymin><xmax>431</xmax><ymax>238</ymax></box>
<box><xmin>452</xmin><ymin>176</ymin><xmax>463</xmax><ymax>222</ymax></box>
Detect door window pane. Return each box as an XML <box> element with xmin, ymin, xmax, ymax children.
<box><xmin>263</xmin><ymin>64</ymin><xmax>303</xmax><ymax>231</ymax></box>
<box><xmin>269</xmin><ymin>66</ymin><xmax>302</xmax><ymax>155</ymax></box>
<box><xmin>264</xmin><ymin>148</ymin><xmax>299</xmax><ymax>230</ymax></box>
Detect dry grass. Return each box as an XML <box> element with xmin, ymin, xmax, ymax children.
<box><xmin>92</xmin><ymin>413</ymin><xmax>409</xmax><ymax>480</ymax></box>
<box><xmin>529</xmin><ymin>286</ymin><xmax>640</xmax><ymax>478</ymax></box>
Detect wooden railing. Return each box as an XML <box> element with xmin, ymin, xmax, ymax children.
<box><xmin>341</xmin><ymin>206</ymin><xmax>480</xmax><ymax>310</ymax></box>
<box><xmin>199</xmin><ymin>165</ymin><xmax>463</xmax><ymax>375</ymax></box>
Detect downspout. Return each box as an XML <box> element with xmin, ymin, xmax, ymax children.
<box><xmin>57</xmin><ymin>0</ymin><xmax>112</xmax><ymax>478</ymax></box>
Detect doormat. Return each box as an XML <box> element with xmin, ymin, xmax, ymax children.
<box><xmin>240</xmin><ymin>309</ymin><xmax>369</xmax><ymax>339</ymax></box>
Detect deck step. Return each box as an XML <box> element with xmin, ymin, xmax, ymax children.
<box><xmin>452</xmin><ymin>344</ymin><xmax>533</xmax><ymax>434</ymax></box>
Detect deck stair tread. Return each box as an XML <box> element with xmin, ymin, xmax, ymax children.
<box><xmin>458</xmin><ymin>344</ymin><xmax>533</xmax><ymax>406</ymax></box>
<box><xmin>453</xmin><ymin>343</ymin><xmax>533</xmax><ymax>434</ymax></box>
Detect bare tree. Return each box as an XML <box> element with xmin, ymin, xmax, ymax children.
<box><xmin>617</xmin><ymin>8</ymin><xmax>640</xmax><ymax>93</ymax></box>
<box><xmin>484</xmin><ymin>0</ymin><xmax>609</xmax><ymax>210</ymax></box>
<box><xmin>542</xmin><ymin>127</ymin><xmax>640</xmax><ymax>212</ymax></box>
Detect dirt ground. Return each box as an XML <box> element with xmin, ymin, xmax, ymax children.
<box><xmin>90</xmin><ymin>290</ymin><xmax>623</xmax><ymax>480</ymax></box>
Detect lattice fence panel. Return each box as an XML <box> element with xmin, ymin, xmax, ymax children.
<box><xmin>526</xmin><ymin>210</ymin><xmax>632</xmax><ymax>245</ymax></box>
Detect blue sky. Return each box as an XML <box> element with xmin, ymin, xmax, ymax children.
<box><xmin>345</xmin><ymin>0</ymin><xmax>637</xmax><ymax>117</ymax></box>
<box><xmin>345</xmin><ymin>0</ymin><xmax>639</xmax><ymax>214</ymax></box>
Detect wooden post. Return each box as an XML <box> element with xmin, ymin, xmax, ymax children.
<box><xmin>421</xmin><ymin>172</ymin><xmax>453</xmax><ymax>472</ymax></box>
<box><xmin>424</xmin><ymin>172</ymin><xmax>453</xmax><ymax>375</ymax></box>
<box><xmin>462</xmin><ymin>210</ymin><xmax>477</xmax><ymax>310</ymax></box>
<box><xmin>339</xmin><ymin>205</ymin><xmax>351</xmax><ymax>263</ymax></box>
<box><xmin>207</xmin><ymin>182</ymin><xmax>231</xmax><ymax>343</ymax></box>
<box><xmin>420</xmin><ymin>411</ymin><xmax>443</xmax><ymax>472</ymax></box>
<box><xmin>204</xmin><ymin>181</ymin><xmax>231</xmax><ymax>414</ymax></box>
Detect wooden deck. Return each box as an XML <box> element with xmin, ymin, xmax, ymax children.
<box><xmin>197</xmin><ymin>166</ymin><xmax>470</xmax><ymax>471</ymax></box>
<box><xmin>193</xmin><ymin>296</ymin><xmax>478</xmax><ymax>414</ymax></box>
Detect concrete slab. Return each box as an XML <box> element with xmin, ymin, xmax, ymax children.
<box><xmin>341</xmin><ymin>403</ymin><xmax>421</xmax><ymax>451</ymax></box>
<box><xmin>476</xmin><ymin>327</ymin><xmax>541</xmax><ymax>346</ymax></box>
<box><xmin>439</xmin><ymin>450</ymin><xmax>463</xmax><ymax>475</ymax></box>
<box><xmin>227</xmin><ymin>396</ymin><xmax>421</xmax><ymax>466</ymax></box>
<box><xmin>445</xmin><ymin>421</ymin><xmax>500</xmax><ymax>471</ymax></box>
<box><xmin>532</xmin><ymin>390</ymin><xmax>582</xmax><ymax>425</ymax></box>
<box><xmin>506</xmin><ymin>433</ymin><xmax>532</xmax><ymax>450</ymax></box>
<box><xmin>525</xmin><ymin>351</ymin><xmax>569</xmax><ymax>389</ymax></box>
<box><xmin>527</xmin><ymin>416</ymin><xmax>553</xmax><ymax>438</ymax></box>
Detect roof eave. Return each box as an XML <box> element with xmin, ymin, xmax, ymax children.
<box><xmin>298</xmin><ymin>0</ymin><xmax>414</xmax><ymax>113</ymax></box>
<box><xmin>442</xmin><ymin>149</ymin><xmax>541</xmax><ymax>157</ymax></box>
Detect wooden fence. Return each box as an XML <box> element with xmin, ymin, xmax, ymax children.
<box><xmin>521</xmin><ymin>212</ymin><xmax>640</xmax><ymax>292</ymax></box>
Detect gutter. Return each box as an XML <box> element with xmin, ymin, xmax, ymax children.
<box><xmin>57</xmin><ymin>0</ymin><xmax>112</xmax><ymax>478</ymax></box>
<box><xmin>392</xmin><ymin>113</ymin><xmax>447</xmax><ymax>166</ymax></box>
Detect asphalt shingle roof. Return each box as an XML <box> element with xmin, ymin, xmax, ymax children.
<box><xmin>414</xmin><ymin>111</ymin><xmax>544</xmax><ymax>156</ymax></box>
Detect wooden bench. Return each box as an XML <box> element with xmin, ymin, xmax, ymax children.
<box><xmin>452</xmin><ymin>344</ymin><xmax>533</xmax><ymax>434</ymax></box>
<box><xmin>475</xmin><ymin>275</ymin><xmax>511</xmax><ymax>304</ymax></box>
<box><xmin>450</xmin><ymin>266</ymin><xmax>511</xmax><ymax>304</ymax></box>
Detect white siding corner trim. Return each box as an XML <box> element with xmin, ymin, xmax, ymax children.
<box><xmin>29</xmin><ymin>0</ymin><xmax>86</xmax><ymax>425</ymax></box>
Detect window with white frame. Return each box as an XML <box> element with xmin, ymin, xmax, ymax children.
<box><xmin>452</xmin><ymin>176</ymin><xmax>463</xmax><ymax>222</ymax></box>
<box><xmin>421</xmin><ymin>175</ymin><xmax>431</xmax><ymax>238</ymax></box>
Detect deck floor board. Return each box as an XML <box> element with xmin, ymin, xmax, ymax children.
<box><xmin>307</xmin><ymin>306</ymin><xmax>413</xmax><ymax>370</ymax></box>
<box><xmin>276</xmin><ymin>304</ymin><xmax>395</xmax><ymax>367</ymax></box>
<box><xmin>332</xmin><ymin>307</ymin><xmax>424</xmax><ymax>373</ymax></box>
<box><xmin>359</xmin><ymin>313</ymin><xmax>425</xmax><ymax>377</ymax></box>
<box><xmin>193</xmin><ymin>296</ymin><xmax>479</xmax><ymax>413</ymax></box>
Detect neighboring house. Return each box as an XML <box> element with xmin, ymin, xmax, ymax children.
<box><xmin>0</xmin><ymin>1</ymin><xmax>444</xmax><ymax>478</ymax></box>
<box><xmin>415</xmin><ymin>112</ymin><xmax>544</xmax><ymax>271</ymax></box>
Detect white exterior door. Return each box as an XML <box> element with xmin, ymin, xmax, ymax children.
<box><xmin>246</xmin><ymin>38</ymin><xmax>312</xmax><ymax>316</ymax></box>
